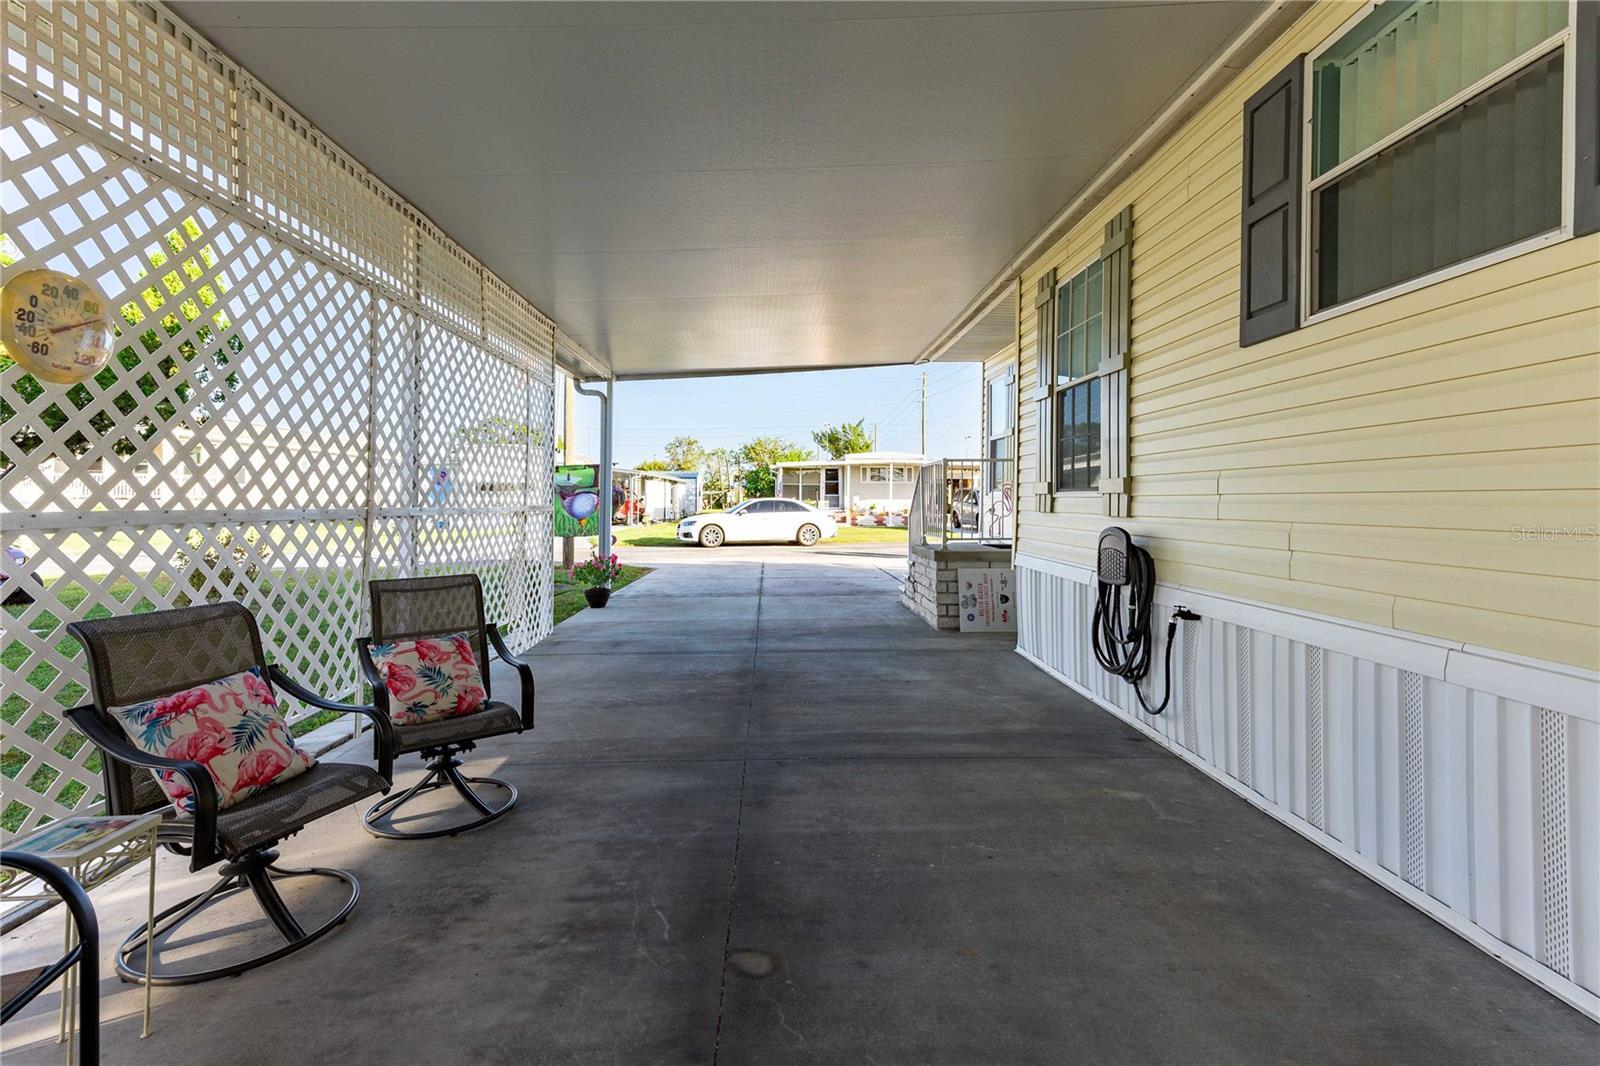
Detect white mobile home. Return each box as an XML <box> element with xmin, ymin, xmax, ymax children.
<box><xmin>774</xmin><ymin>450</ymin><xmax>924</xmax><ymax>523</ymax></box>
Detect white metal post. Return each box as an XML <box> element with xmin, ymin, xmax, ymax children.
<box><xmin>573</xmin><ymin>378</ymin><xmax>614</xmax><ymax>562</ymax></box>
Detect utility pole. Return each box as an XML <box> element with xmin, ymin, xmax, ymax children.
<box><xmin>873</xmin><ymin>422</ymin><xmax>878</xmax><ymax>449</ymax></box>
<box><xmin>920</xmin><ymin>371</ymin><xmax>926</xmax><ymax>456</ymax></box>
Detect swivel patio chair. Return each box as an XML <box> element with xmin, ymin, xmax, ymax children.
<box><xmin>356</xmin><ymin>573</ymin><xmax>534</xmax><ymax>839</ymax></box>
<box><xmin>65</xmin><ymin>603</ymin><xmax>394</xmax><ymax>985</ymax></box>
<box><xmin>1</xmin><ymin>852</ymin><xmax>99</xmax><ymax>1064</ymax></box>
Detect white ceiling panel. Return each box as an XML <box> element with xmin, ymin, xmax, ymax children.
<box><xmin>174</xmin><ymin>1</ymin><xmax>1263</xmax><ymax>378</ymax></box>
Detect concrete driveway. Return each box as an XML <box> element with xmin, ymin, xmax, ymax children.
<box><xmin>3</xmin><ymin>544</ymin><xmax>1594</xmax><ymax>1064</ymax></box>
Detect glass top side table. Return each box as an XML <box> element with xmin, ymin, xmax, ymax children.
<box><xmin>3</xmin><ymin>811</ymin><xmax>163</xmax><ymax>1060</ymax></box>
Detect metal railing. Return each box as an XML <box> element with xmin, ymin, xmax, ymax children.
<box><xmin>909</xmin><ymin>459</ymin><xmax>1015</xmax><ymax>548</ymax></box>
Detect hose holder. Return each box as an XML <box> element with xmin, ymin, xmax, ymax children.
<box><xmin>1090</xmin><ymin>526</ymin><xmax>1198</xmax><ymax>715</ymax></box>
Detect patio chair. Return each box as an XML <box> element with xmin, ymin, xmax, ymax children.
<box><xmin>64</xmin><ymin>603</ymin><xmax>394</xmax><ymax>985</ymax></box>
<box><xmin>1</xmin><ymin>852</ymin><xmax>98</xmax><ymax>1064</ymax></box>
<box><xmin>356</xmin><ymin>574</ymin><xmax>534</xmax><ymax>840</ymax></box>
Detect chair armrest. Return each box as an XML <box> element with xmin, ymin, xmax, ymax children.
<box><xmin>354</xmin><ymin>639</ymin><xmax>401</xmax><ymax>766</ymax></box>
<box><xmin>487</xmin><ymin>624</ymin><xmax>535</xmax><ymax>730</ymax></box>
<box><xmin>267</xmin><ymin>665</ymin><xmax>394</xmax><ymax>783</ymax></box>
<box><xmin>62</xmin><ymin>705</ymin><xmax>221</xmax><ymax>870</ymax></box>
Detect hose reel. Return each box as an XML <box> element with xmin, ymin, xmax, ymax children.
<box><xmin>1091</xmin><ymin>527</ymin><xmax>1197</xmax><ymax>715</ymax></box>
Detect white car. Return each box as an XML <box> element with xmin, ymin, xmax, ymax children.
<box><xmin>677</xmin><ymin>498</ymin><xmax>839</xmax><ymax>548</ymax></box>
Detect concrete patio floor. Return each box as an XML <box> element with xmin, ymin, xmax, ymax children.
<box><xmin>3</xmin><ymin>544</ymin><xmax>1595</xmax><ymax>1064</ymax></box>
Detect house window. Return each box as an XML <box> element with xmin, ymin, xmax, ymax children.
<box><xmin>1052</xmin><ymin>260</ymin><xmax>1105</xmax><ymax>492</ymax></box>
<box><xmin>891</xmin><ymin>466</ymin><xmax>911</xmax><ymax>483</ymax></box>
<box><xmin>986</xmin><ymin>371</ymin><xmax>1013</xmax><ymax>460</ymax></box>
<box><xmin>862</xmin><ymin>466</ymin><xmax>889</xmax><ymax>483</ymax></box>
<box><xmin>1308</xmin><ymin>0</ymin><xmax>1571</xmax><ymax>314</ymax></box>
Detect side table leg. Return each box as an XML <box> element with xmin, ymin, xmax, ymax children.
<box><xmin>65</xmin><ymin>860</ymin><xmax>78</xmax><ymax>1066</ymax></box>
<box><xmin>57</xmin><ymin>900</ymin><xmax>71</xmax><ymax>1045</ymax></box>
<box><xmin>142</xmin><ymin>832</ymin><xmax>156</xmax><ymax>1037</ymax></box>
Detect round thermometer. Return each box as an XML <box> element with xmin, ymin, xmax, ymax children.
<box><xmin>1</xmin><ymin>268</ymin><xmax>116</xmax><ymax>384</ymax></box>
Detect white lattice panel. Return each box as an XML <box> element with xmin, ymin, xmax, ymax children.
<box><xmin>2</xmin><ymin>96</ymin><xmax>557</xmax><ymax>839</ymax></box>
<box><xmin>485</xmin><ymin>271</ymin><xmax>553</xmax><ymax>380</ymax></box>
<box><xmin>1015</xmin><ymin>560</ymin><xmax>1600</xmax><ymax>1012</ymax></box>
<box><xmin>417</xmin><ymin>222</ymin><xmax>480</xmax><ymax>336</ymax></box>
<box><xmin>3</xmin><ymin>2</ymin><xmax>560</xmax><ymax>363</ymax></box>
<box><xmin>239</xmin><ymin>84</ymin><xmax>412</xmax><ymax>298</ymax></box>
<box><xmin>521</xmin><ymin>376</ymin><xmax>554</xmax><ymax>646</ymax></box>
<box><xmin>3</xmin><ymin>0</ymin><xmax>235</xmax><ymax>197</ymax></box>
<box><xmin>371</xmin><ymin>297</ymin><xmax>418</xmax><ymax>511</ymax></box>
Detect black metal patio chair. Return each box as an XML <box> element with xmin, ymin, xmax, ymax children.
<box><xmin>1</xmin><ymin>852</ymin><xmax>98</xmax><ymax>1064</ymax></box>
<box><xmin>356</xmin><ymin>574</ymin><xmax>534</xmax><ymax>839</ymax></box>
<box><xmin>64</xmin><ymin>603</ymin><xmax>394</xmax><ymax>985</ymax></box>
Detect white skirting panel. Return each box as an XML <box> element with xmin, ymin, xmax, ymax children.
<box><xmin>1014</xmin><ymin>554</ymin><xmax>1599</xmax><ymax>1020</ymax></box>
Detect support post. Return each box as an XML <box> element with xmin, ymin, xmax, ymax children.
<box><xmin>573</xmin><ymin>378</ymin><xmax>614</xmax><ymax>562</ymax></box>
<box><xmin>561</xmin><ymin>374</ymin><xmax>575</xmax><ymax>570</ymax></box>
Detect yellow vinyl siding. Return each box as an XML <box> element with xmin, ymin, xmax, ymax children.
<box><xmin>1014</xmin><ymin>0</ymin><xmax>1600</xmax><ymax>669</ymax></box>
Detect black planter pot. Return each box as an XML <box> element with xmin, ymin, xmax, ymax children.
<box><xmin>583</xmin><ymin>586</ymin><xmax>611</xmax><ymax>608</ymax></box>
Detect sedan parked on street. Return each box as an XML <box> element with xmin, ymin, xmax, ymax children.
<box><xmin>677</xmin><ymin>498</ymin><xmax>838</xmax><ymax>548</ymax></box>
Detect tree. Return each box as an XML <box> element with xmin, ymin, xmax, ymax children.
<box><xmin>742</xmin><ymin>464</ymin><xmax>776</xmax><ymax>499</ymax></box>
<box><xmin>733</xmin><ymin>436</ymin><xmax>810</xmax><ymax>500</ymax></box>
<box><xmin>735</xmin><ymin>436</ymin><xmax>811</xmax><ymax>468</ymax></box>
<box><xmin>663</xmin><ymin>435</ymin><xmax>705</xmax><ymax>471</ymax></box>
<box><xmin>635</xmin><ymin>458</ymin><xmax>671</xmax><ymax>471</ymax></box>
<box><xmin>700</xmin><ymin>447</ymin><xmax>736</xmax><ymax>508</ymax></box>
<box><xmin>811</xmin><ymin>418</ymin><xmax>873</xmax><ymax>458</ymax></box>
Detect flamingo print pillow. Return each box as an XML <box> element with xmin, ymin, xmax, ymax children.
<box><xmin>110</xmin><ymin>667</ymin><xmax>315</xmax><ymax>814</ymax></box>
<box><xmin>368</xmin><ymin>632</ymin><xmax>486</xmax><ymax>726</ymax></box>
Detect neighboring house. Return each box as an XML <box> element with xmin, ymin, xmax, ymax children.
<box><xmin>664</xmin><ymin>469</ymin><xmax>701</xmax><ymax>515</ymax></box>
<box><xmin>921</xmin><ymin>0</ymin><xmax>1599</xmax><ymax>1012</ymax></box>
<box><xmin>774</xmin><ymin>450</ymin><xmax>924</xmax><ymax>523</ymax></box>
<box><xmin>613</xmin><ymin>467</ymin><xmax>690</xmax><ymax>523</ymax></box>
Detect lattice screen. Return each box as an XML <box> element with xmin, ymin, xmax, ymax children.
<box><xmin>1</xmin><ymin>1</ymin><xmax>561</xmax><ymax>837</ymax></box>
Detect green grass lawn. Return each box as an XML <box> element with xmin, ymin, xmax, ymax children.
<box><xmin>1</xmin><ymin>566</ymin><xmax>364</xmax><ymax>830</ymax></box>
<box><xmin>552</xmin><ymin>565</ymin><xmax>652</xmax><ymax>624</ymax></box>
<box><xmin>3</xmin><ymin>557</ymin><xmax>650</xmax><ymax>832</ymax></box>
<box><xmin>613</xmin><ymin>520</ymin><xmax>909</xmax><ymax>548</ymax></box>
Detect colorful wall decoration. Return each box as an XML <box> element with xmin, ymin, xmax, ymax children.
<box><xmin>554</xmin><ymin>464</ymin><xmax>601</xmax><ymax>537</ymax></box>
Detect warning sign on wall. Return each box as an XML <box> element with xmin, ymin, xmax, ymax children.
<box><xmin>957</xmin><ymin>568</ymin><xmax>1016</xmax><ymax>633</ymax></box>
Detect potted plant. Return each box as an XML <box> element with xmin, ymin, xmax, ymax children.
<box><xmin>570</xmin><ymin>552</ymin><xmax>624</xmax><ymax>608</ymax></box>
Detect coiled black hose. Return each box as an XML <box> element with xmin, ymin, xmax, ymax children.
<box><xmin>1091</xmin><ymin>539</ymin><xmax>1181</xmax><ymax>715</ymax></box>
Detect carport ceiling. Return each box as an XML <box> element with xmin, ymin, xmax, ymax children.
<box><xmin>173</xmin><ymin>1</ymin><xmax>1264</xmax><ymax>379</ymax></box>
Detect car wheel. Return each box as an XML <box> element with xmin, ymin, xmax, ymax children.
<box><xmin>699</xmin><ymin>525</ymin><xmax>725</xmax><ymax>548</ymax></box>
<box><xmin>797</xmin><ymin>523</ymin><xmax>820</xmax><ymax>547</ymax></box>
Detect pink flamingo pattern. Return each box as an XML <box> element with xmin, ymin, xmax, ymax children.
<box><xmin>369</xmin><ymin>632</ymin><xmax>486</xmax><ymax>726</ymax></box>
<box><xmin>110</xmin><ymin>667</ymin><xmax>316</xmax><ymax>814</ymax></box>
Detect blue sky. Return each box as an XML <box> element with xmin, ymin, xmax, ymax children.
<box><xmin>571</xmin><ymin>362</ymin><xmax>982</xmax><ymax>467</ymax></box>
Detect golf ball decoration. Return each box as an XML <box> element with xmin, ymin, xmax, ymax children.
<box><xmin>1</xmin><ymin>269</ymin><xmax>116</xmax><ymax>384</ymax></box>
<box><xmin>563</xmin><ymin>492</ymin><xmax>599</xmax><ymax>521</ymax></box>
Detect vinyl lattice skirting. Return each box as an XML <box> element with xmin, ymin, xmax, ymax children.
<box><xmin>1014</xmin><ymin>555</ymin><xmax>1598</xmax><ymax>1021</ymax></box>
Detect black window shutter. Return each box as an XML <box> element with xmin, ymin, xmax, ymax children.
<box><xmin>1239</xmin><ymin>55</ymin><xmax>1305</xmax><ymax>347</ymax></box>
<box><xmin>1576</xmin><ymin>0</ymin><xmax>1599</xmax><ymax>236</ymax></box>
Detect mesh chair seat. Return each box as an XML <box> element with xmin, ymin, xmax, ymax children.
<box><xmin>174</xmin><ymin>761</ymin><xmax>387</xmax><ymax>856</ymax></box>
<box><xmin>65</xmin><ymin>601</ymin><xmax>394</xmax><ymax>985</ymax></box>
<box><xmin>358</xmin><ymin>574</ymin><xmax>533</xmax><ymax>839</ymax></box>
<box><xmin>391</xmin><ymin>701</ymin><xmax>522</xmax><ymax>755</ymax></box>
